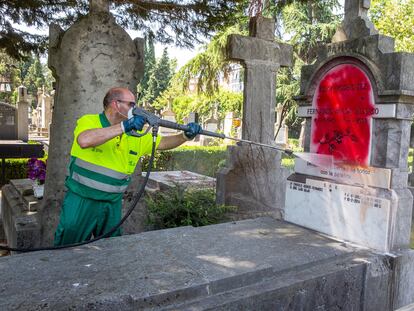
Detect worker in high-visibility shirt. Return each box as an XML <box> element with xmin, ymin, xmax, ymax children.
<box><xmin>54</xmin><ymin>87</ymin><xmax>201</xmax><ymax>246</ymax></box>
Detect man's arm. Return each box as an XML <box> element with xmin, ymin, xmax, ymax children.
<box><xmin>157</xmin><ymin>133</ymin><xmax>188</xmax><ymax>150</ymax></box>
<box><xmin>77</xmin><ymin>124</ymin><xmax>123</xmax><ymax>148</ymax></box>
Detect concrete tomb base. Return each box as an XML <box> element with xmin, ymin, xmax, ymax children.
<box><xmin>1</xmin><ymin>179</ymin><xmax>41</xmax><ymax>250</ymax></box>
<box><xmin>0</xmin><ymin>217</ymin><xmax>412</xmax><ymax>310</ymax></box>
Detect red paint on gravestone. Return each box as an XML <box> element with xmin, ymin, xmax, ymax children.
<box><xmin>310</xmin><ymin>64</ymin><xmax>376</xmax><ymax>166</ymax></box>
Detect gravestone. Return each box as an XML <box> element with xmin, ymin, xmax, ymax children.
<box><xmin>160</xmin><ymin>99</ymin><xmax>177</xmax><ymax>135</ymax></box>
<box><xmin>298</xmin><ymin>119</ymin><xmax>306</xmax><ymax>149</ymax></box>
<box><xmin>39</xmin><ymin>0</ymin><xmax>145</xmax><ymax>245</ymax></box>
<box><xmin>274</xmin><ymin>103</ymin><xmax>289</xmax><ymax>147</ymax></box>
<box><xmin>200</xmin><ymin>116</ymin><xmax>219</xmax><ymax>146</ymax></box>
<box><xmin>216</xmin><ymin>16</ymin><xmax>292</xmax><ymax>219</ymax></box>
<box><xmin>0</xmin><ymin>102</ymin><xmax>17</xmax><ymax>140</ymax></box>
<box><xmin>35</xmin><ymin>87</ymin><xmax>53</xmax><ymax>137</ymax></box>
<box><xmin>285</xmin><ymin>0</ymin><xmax>414</xmax><ymax>307</ymax></box>
<box><xmin>16</xmin><ymin>86</ymin><xmax>29</xmax><ymax>142</ymax></box>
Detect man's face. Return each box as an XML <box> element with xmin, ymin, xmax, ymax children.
<box><xmin>114</xmin><ymin>91</ymin><xmax>136</xmax><ymax>120</ymax></box>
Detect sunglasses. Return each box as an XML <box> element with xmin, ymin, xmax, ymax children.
<box><xmin>116</xmin><ymin>100</ymin><xmax>136</xmax><ymax>108</ymax></box>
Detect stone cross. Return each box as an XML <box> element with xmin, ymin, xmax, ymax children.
<box><xmin>227</xmin><ymin>16</ymin><xmax>292</xmax><ymax>145</ymax></box>
<box><xmin>333</xmin><ymin>0</ymin><xmax>377</xmax><ymax>41</ymax></box>
<box><xmin>344</xmin><ymin>0</ymin><xmax>370</xmax><ymax>20</ymax></box>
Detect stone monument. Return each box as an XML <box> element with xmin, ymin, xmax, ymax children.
<box><xmin>160</xmin><ymin>98</ymin><xmax>177</xmax><ymax>135</ymax></box>
<box><xmin>274</xmin><ymin>103</ymin><xmax>289</xmax><ymax>147</ymax></box>
<box><xmin>216</xmin><ymin>15</ymin><xmax>292</xmax><ymax>219</ymax></box>
<box><xmin>16</xmin><ymin>86</ymin><xmax>29</xmax><ymax>141</ymax></box>
<box><xmin>39</xmin><ymin>0</ymin><xmax>145</xmax><ymax>245</ymax></box>
<box><xmin>285</xmin><ymin>0</ymin><xmax>414</xmax><ymax>307</ymax></box>
<box><xmin>0</xmin><ymin>102</ymin><xmax>17</xmax><ymax>140</ymax></box>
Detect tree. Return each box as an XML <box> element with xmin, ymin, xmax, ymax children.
<box><xmin>174</xmin><ymin>24</ymin><xmax>247</xmax><ymax>95</ymax></box>
<box><xmin>0</xmin><ymin>0</ymin><xmax>248</xmax><ymax>60</ymax></box>
<box><xmin>370</xmin><ymin>0</ymin><xmax>414</xmax><ymax>52</ymax></box>
<box><xmin>275</xmin><ymin>0</ymin><xmax>340</xmax><ymax>138</ymax></box>
<box><xmin>0</xmin><ymin>51</ymin><xmax>21</xmax><ymax>104</ymax></box>
<box><xmin>138</xmin><ymin>36</ymin><xmax>156</xmax><ymax>101</ymax></box>
<box><xmin>23</xmin><ymin>56</ymin><xmax>46</xmax><ymax>105</ymax></box>
<box><xmin>143</xmin><ymin>48</ymin><xmax>175</xmax><ymax>104</ymax></box>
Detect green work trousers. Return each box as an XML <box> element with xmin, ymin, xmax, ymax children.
<box><xmin>54</xmin><ymin>190</ymin><xmax>122</xmax><ymax>246</ymax></box>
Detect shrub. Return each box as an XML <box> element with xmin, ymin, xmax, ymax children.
<box><xmin>145</xmin><ymin>185</ymin><xmax>236</xmax><ymax>229</ymax></box>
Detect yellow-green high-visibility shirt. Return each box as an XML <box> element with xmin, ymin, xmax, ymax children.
<box><xmin>65</xmin><ymin>113</ymin><xmax>161</xmax><ymax>202</ymax></box>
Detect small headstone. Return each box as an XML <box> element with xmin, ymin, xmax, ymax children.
<box><xmin>274</xmin><ymin>103</ymin><xmax>289</xmax><ymax>147</ymax></box>
<box><xmin>16</xmin><ymin>86</ymin><xmax>29</xmax><ymax>141</ymax></box>
<box><xmin>223</xmin><ymin>111</ymin><xmax>234</xmax><ymax>139</ymax></box>
<box><xmin>0</xmin><ymin>103</ymin><xmax>17</xmax><ymax>140</ymax></box>
<box><xmin>160</xmin><ymin>99</ymin><xmax>177</xmax><ymax>135</ymax></box>
<box><xmin>298</xmin><ymin>120</ymin><xmax>306</xmax><ymax>149</ymax></box>
<box><xmin>188</xmin><ymin>112</ymin><xmax>198</xmax><ymax>124</ymax></box>
<box><xmin>200</xmin><ymin>116</ymin><xmax>219</xmax><ymax>146</ymax></box>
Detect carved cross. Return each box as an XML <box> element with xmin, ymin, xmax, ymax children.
<box><xmin>227</xmin><ymin>16</ymin><xmax>292</xmax><ymax>144</ymax></box>
<box><xmin>344</xmin><ymin>0</ymin><xmax>371</xmax><ymax>21</ymax></box>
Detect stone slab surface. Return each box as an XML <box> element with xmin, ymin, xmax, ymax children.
<box><xmin>0</xmin><ymin>217</ymin><xmax>390</xmax><ymax>310</ymax></box>
<box><xmin>145</xmin><ymin>170</ymin><xmax>215</xmax><ymax>191</ymax></box>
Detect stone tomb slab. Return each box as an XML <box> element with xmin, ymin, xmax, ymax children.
<box><xmin>145</xmin><ymin>170</ymin><xmax>215</xmax><ymax>191</ymax></box>
<box><xmin>0</xmin><ymin>218</ymin><xmax>394</xmax><ymax>310</ymax></box>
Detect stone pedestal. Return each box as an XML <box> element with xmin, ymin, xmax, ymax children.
<box><xmin>1</xmin><ymin>179</ymin><xmax>41</xmax><ymax>251</ymax></box>
<box><xmin>217</xmin><ymin>145</ymin><xmax>289</xmax><ymax>219</ymax></box>
<box><xmin>16</xmin><ymin>101</ymin><xmax>28</xmax><ymax>142</ymax></box>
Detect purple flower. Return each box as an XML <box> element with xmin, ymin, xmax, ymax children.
<box><xmin>27</xmin><ymin>158</ymin><xmax>47</xmax><ymax>185</ymax></box>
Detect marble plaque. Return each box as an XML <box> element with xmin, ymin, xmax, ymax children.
<box><xmin>294</xmin><ymin>157</ymin><xmax>391</xmax><ymax>189</ymax></box>
<box><xmin>285</xmin><ymin>178</ymin><xmax>391</xmax><ymax>252</ymax></box>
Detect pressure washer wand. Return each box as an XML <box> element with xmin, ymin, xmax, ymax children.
<box><xmin>132</xmin><ymin>107</ymin><xmax>294</xmax><ymax>156</ymax></box>
<box><xmin>223</xmin><ymin>136</ymin><xmax>294</xmax><ymax>156</ymax></box>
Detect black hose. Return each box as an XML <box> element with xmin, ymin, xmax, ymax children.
<box><xmin>0</xmin><ymin>128</ymin><xmax>159</xmax><ymax>253</ymax></box>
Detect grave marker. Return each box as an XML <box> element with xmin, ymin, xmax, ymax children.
<box><xmin>285</xmin><ymin>0</ymin><xmax>414</xmax><ymax>256</ymax></box>
<box><xmin>0</xmin><ymin>103</ymin><xmax>17</xmax><ymax>140</ymax></box>
<box><xmin>40</xmin><ymin>0</ymin><xmax>145</xmax><ymax>245</ymax></box>
<box><xmin>216</xmin><ymin>16</ymin><xmax>292</xmax><ymax>218</ymax></box>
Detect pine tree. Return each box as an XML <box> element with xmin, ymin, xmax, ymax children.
<box><xmin>144</xmin><ymin>48</ymin><xmax>174</xmax><ymax>104</ymax></box>
<box><xmin>138</xmin><ymin>37</ymin><xmax>156</xmax><ymax>101</ymax></box>
<box><xmin>23</xmin><ymin>56</ymin><xmax>46</xmax><ymax>104</ymax></box>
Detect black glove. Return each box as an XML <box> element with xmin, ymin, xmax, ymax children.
<box><xmin>122</xmin><ymin>115</ymin><xmax>146</xmax><ymax>133</ymax></box>
<box><xmin>184</xmin><ymin>122</ymin><xmax>202</xmax><ymax>140</ymax></box>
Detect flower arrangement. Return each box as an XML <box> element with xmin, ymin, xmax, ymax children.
<box><xmin>27</xmin><ymin>158</ymin><xmax>47</xmax><ymax>185</ymax></box>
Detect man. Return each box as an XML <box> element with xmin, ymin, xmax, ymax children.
<box><xmin>54</xmin><ymin>87</ymin><xmax>201</xmax><ymax>245</ymax></box>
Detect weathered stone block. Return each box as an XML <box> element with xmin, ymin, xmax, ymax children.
<box><xmin>216</xmin><ymin>145</ymin><xmax>289</xmax><ymax>220</ymax></box>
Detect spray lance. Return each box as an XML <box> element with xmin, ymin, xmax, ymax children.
<box><xmin>130</xmin><ymin>107</ymin><xmax>294</xmax><ymax>156</ymax></box>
